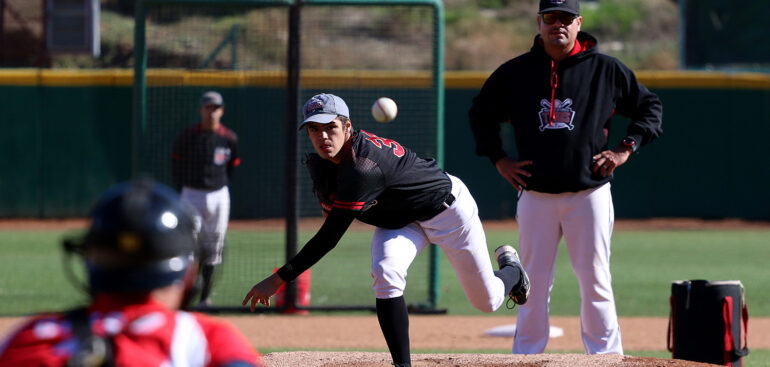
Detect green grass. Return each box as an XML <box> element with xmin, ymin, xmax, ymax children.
<box><xmin>1</xmin><ymin>227</ymin><xmax>767</xmax><ymax>365</ymax></box>
<box><xmin>1</xmin><ymin>228</ymin><xmax>769</xmax><ymax>316</ymax></box>
<box><xmin>0</xmin><ymin>231</ymin><xmax>90</xmax><ymax>314</ymax></box>
<box><xmin>437</xmin><ymin>229</ymin><xmax>770</xmax><ymax>317</ymax></box>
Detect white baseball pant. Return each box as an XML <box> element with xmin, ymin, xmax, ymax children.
<box><xmin>370</xmin><ymin>174</ymin><xmax>507</xmax><ymax>313</ymax></box>
<box><xmin>513</xmin><ymin>182</ymin><xmax>622</xmax><ymax>354</ymax></box>
<box><xmin>181</xmin><ymin>185</ymin><xmax>230</xmax><ymax>265</ymax></box>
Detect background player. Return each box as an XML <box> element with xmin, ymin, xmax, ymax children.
<box><xmin>468</xmin><ymin>0</ymin><xmax>663</xmax><ymax>355</ymax></box>
<box><xmin>172</xmin><ymin>90</ymin><xmax>241</xmax><ymax>307</ymax></box>
<box><xmin>0</xmin><ymin>179</ymin><xmax>262</xmax><ymax>367</ymax></box>
<box><xmin>243</xmin><ymin>93</ymin><xmax>530</xmax><ymax>367</ymax></box>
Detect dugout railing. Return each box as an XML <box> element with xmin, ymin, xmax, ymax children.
<box><xmin>132</xmin><ymin>0</ymin><xmax>445</xmax><ymax>314</ymax></box>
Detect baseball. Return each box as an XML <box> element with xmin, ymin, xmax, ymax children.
<box><xmin>371</xmin><ymin>97</ymin><xmax>398</xmax><ymax>123</ymax></box>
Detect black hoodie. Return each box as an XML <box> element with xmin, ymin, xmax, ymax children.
<box><xmin>469</xmin><ymin>31</ymin><xmax>663</xmax><ymax>193</ymax></box>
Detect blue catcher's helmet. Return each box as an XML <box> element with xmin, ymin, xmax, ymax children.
<box><xmin>68</xmin><ymin>179</ymin><xmax>199</xmax><ymax>294</ymax></box>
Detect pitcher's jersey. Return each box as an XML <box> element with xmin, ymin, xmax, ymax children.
<box><xmin>308</xmin><ymin>128</ymin><xmax>451</xmax><ymax>229</ymax></box>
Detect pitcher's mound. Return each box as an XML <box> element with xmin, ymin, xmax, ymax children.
<box><xmin>262</xmin><ymin>351</ymin><xmax>721</xmax><ymax>366</ymax></box>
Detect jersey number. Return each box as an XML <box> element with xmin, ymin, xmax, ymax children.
<box><xmin>361</xmin><ymin>130</ymin><xmax>405</xmax><ymax>157</ymax></box>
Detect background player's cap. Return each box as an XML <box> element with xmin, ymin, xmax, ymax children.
<box><xmin>538</xmin><ymin>0</ymin><xmax>579</xmax><ymax>15</ymax></box>
<box><xmin>298</xmin><ymin>93</ymin><xmax>350</xmax><ymax>130</ymax></box>
<box><xmin>200</xmin><ymin>91</ymin><xmax>224</xmax><ymax>107</ymax></box>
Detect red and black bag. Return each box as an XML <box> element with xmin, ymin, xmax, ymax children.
<box><xmin>668</xmin><ymin>280</ymin><xmax>749</xmax><ymax>366</ymax></box>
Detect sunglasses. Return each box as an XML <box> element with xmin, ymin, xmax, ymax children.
<box><xmin>541</xmin><ymin>12</ymin><xmax>578</xmax><ymax>25</ymax></box>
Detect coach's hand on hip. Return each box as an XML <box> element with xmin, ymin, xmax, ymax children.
<box><xmin>243</xmin><ymin>272</ymin><xmax>285</xmax><ymax>311</ymax></box>
<box><xmin>495</xmin><ymin>157</ymin><xmax>533</xmax><ymax>191</ymax></box>
<box><xmin>592</xmin><ymin>146</ymin><xmax>632</xmax><ymax>177</ymax></box>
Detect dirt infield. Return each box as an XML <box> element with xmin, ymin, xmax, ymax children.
<box><xmin>228</xmin><ymin>315</ymin><xmax>770</xmax><ymax>351</ymax></box>
<box><xmin>229</xmin><ymin>314</ymin><xmax>766</xmax><ymax>366</ymax></box>
<box><xmin>261</xmin><ymin>351</ymin><xmax>722</xmax><ymax>367</ymax></box>
<box><xmin>5</xmin><ymin>315</ymin><xmax>765</xmax><ymax>366</ymax></box>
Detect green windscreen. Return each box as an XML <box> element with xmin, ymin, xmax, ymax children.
<box><xmin>134</xmin><ymin>0</ymin><xmax>442</xmax><ymax>311</ymax></box>
<box><xmin>682</xmin><ymin>0</ymin><xmax>770</xmax><ymax>70</ymax></box>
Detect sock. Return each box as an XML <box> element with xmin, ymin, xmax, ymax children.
<box><xmin>494</xmin><ymin>265</ymin><xmax>521</xmax><ymax>295</ymax></box>
<box><xmin>376</xmin><ymin>296</ymin><xmax>411</xmax><ymax>366</ymax></box>
<box><xmin>199</xmin><ymin>264</ymin><xmax>215</xmax><ymax>302</ymax></box>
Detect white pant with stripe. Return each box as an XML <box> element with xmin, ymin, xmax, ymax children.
<box><xmin>370</xmin><ymin>174</ymin><xmax>507</xmax><ymax>313</ymax></box>
<box><xmin>513</xmin><ymin>182</ymin><xmax>623</xmax><ymax>354</ymax></box>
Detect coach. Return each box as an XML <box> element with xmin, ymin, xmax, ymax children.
<box><xmin>468</xmin><ymin>0</ymin><xmax>663</xmax><ymax>355</ymax></box>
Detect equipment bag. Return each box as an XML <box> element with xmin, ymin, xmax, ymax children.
<box><xmin>668</xmin><ymin>280</ymin><xmax>749</xmax><ymax>366</ymax></box>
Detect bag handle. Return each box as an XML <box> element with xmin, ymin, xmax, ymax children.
<box><xmin>722</xmin><ymin>297</ymin><xmax>750</xmax><ymax>364</ymax></box>
<box><xmin>740</xmin><ymin>288</ymin><xmax>750</xmax><ymax>355</ymax></box>
<box><xmin>734</xmin><ymin>302</ymin><xmax>749</xmax><ymax>358</ymax></box>
<box><xmin>667</xmin><ymin>295</ymin><xmax>676</xmax><ymax>353</ymax></box>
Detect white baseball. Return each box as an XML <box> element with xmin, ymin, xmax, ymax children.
<box><xmin>371</xmin><ymin>97</ymin><xmax>398</xmax><ymax>123</ymax></box>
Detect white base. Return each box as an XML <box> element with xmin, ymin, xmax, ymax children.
<box><xmin>484</xmin><ymin>324</ymin><xmax>563</xmax><ymax>338</ymax></box>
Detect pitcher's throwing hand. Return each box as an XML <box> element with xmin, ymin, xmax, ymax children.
<box><xmin>243</xmin><ymin>272</ymin><xmax>285</xmax><ymax>311</ymax></box>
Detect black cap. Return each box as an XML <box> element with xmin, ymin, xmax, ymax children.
<box><xmin>539</xmin><ymin>0</ymin><xmax>579</xmax><ymax>15</ymax></box>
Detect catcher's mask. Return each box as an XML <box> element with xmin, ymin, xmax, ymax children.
<box><xmin>63</xmin><ymin>179</ymin><xmax>199</xmax><ymax>299</ymax></box>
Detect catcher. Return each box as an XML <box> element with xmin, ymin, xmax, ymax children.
<box><xmin>0</xmin><ymin>179</ymin><xmax>262</xmax><ymax>367</ymax></box>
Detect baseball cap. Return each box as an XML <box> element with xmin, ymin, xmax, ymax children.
<box><xmin>538</xmin><ymin>0</ymin><xmax>579</xmax><ymax>15</ymax></box>
<box><xmin>298</xmin><ymin>93</ymin><xmax>350</xmax><ymax>130</ymax></box>
<box><xmin>199</xmin><ymin>91</ymin><xmax>224</xmax><ymax>107</ymax></box>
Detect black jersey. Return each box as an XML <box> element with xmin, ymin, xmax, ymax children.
<box><xmin>171</xmin><ymin>123</ymin><xmax>240</xmax><ymax>190</ymax></box>
<box><xmin>308</xmin><ymin>128</ymin><xmax>451</xmax><ymax>229</ymax></box>
<box><xmin>278</xmin><ymin>128</ymin><xmax>451</xmax><ymax>281</ymax></box>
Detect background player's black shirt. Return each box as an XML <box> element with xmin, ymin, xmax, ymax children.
<box><xmin>171</xmin><ymin>123</ymin><xmax>240</xmax><ymax>190</ymax></box>
<box><xmin>312</xmin><ymin>128</ymin><xmax>451</xmax><ymax>229</ymax></box>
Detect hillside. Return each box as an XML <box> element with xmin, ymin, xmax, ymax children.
<box><xmin>1</xmin><ymin>0</ymin><xmax>680</xmax><ymax>71</ymax></box>
<box><xmin>445</xmin><ymin>0</ymin><xmax>679</xmax><ymax>70</ymax></box>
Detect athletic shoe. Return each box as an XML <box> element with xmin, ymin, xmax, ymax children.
<box><xmin>494</xmin><ymin>245</ymin><xmax>530</xmax><ymax>305</ymax></box>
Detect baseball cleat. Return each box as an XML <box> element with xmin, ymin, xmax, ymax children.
<box><xmin>494</xmin><ymin>245</ymin><xmax>530</xmax><ymax>305</ymax></box>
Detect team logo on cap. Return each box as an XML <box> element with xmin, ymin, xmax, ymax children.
<box><xmin>550</xmin><ymin>0</ymin><xmax>566</xmax><ymax>4</ymax></box>
<box><xmin>305</xmin><ymin>98</ymin><xmax>324</xmax><ymax>116</ymax></box>
<box><xmin>538</xmin><ymin>98</ymin><xmax>575</xmax><ymax>131</ymax></box>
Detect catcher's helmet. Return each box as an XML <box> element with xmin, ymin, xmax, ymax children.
<box><xmin>66</xmin><ymin>179</ymin><xmax>198</xmax><ymax>293</ymax></box>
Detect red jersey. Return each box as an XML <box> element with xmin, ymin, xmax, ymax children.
<box><xmin>0</xmin><ymin>295</ymin><xmax>261</xmax><ymax>367</ymax></box>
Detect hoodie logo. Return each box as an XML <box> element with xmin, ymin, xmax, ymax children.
<box><xmin>538</xmin><ymin>98</ymin><xmax>575</xmax><ymax>131</ymax></box>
